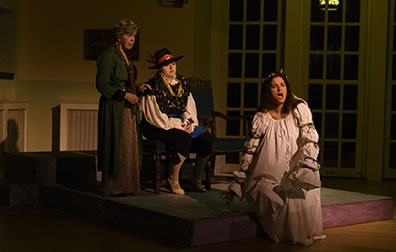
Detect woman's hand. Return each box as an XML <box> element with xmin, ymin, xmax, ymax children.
<box><xmin>219</xmin><ymin>190</ymin><xmax>235</xmax><ymax>205</ymax></box>
<box><xmin>183</xmin><ymin>123</ymin><xmax>193</xmax><ymax>134</ymax></box>
<box><xmin>137</xmin><ymin>83</ymin><xmax>152</xmax><ymax>94</ymax></box>
<box><xmin>124</xmin><ymin>92</ymin><xmax>139</xmax><ymax>104</ymax></box>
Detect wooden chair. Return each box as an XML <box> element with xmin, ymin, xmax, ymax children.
<box><xmin>141</xmin><ymin>77</ymin><xmax>252</xmax><ymax>193</ymax></box>
<box><xmin>141</xmin><ymin>138</ymin><xmax>166</xmax><ymax>193</ymax></box>
<box><xmin>188</xmin><ymin>77</ymin><xmax>252</xmax><ymax>190</ymax></box>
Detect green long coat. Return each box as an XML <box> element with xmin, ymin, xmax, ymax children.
<box><xmin>96</xmin><ymin>46</ymin><xmax>133</xmax><ymax>177</ymax></box>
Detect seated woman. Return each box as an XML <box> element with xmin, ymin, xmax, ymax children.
<box><xmin>225</xmin><ymin>70</ymin><xmax>326</xmax><ymax>245</ymax></box>
<box><xmin>141</xmin><ymin>48</ymin><xmax>214</xmax><ymax>195</ymax></box>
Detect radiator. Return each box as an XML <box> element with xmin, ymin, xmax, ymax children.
<box><xmin>52</xmin><ymin>103</ymin><xmax>98</xmax><ymax>152</ymax></box>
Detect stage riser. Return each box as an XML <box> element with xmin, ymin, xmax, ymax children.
<box><xmin>39</xmin><ymin>185</ymin><xmax>258</xmax><ymax>246</ymax></box>
<box><xmin>190</xmin><ymin>216</ymin><xmax>258</xmax><ymax>245</ymax></box>
<box><xmin>39</xmin><ymin>185</ymin><xmax>105</xmax><ymax>221</ymax></box>
<box><xmin>3</xmin><ymin>152</ymin><xmax>97</xmax><ymax>187</ymax></box>
<box><xmin>105</xmin><ymin>201</ymin><xmax>193</xmax><ymax>245</ymax></box>
<box><xmin>0</xmin><ymin>183</ymin><xmax>38</xmax><ymax>206</ymax></box>
<box><xmin>322</xmin><ymin>199</ymin><xmax>393</xmax><ymax>228</ymax></box>
<box><xmin>4</xmin><ymin>153</ymin><xmax>57</xmax><ymax>184</ymax></box>
<box><xmin>38</xmin><ymin>185</ymin><xmax>393</xmax><ymax>247</ymax></box>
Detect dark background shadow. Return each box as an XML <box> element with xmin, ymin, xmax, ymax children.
<box><xmin>0</xmin><ymin>119</ymin><xmax>19</xmax><ymax>178</ymax></box>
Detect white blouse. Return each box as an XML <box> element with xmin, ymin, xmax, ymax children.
<box><xmin>141</xmin><ymin>78</ymin><xmax>199</xmax><ymax>131</ymax></box>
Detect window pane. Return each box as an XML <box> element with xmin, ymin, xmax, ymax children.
<box><xmin>345</xmin><ymin>26</ymin><xmax>359</xmax><ymax>51</ymax></box>
<box><xmin>262</xmin><ymin>54</ymin><xmax>276</xmax><ymax>77</ymax></box>
<box><xmin>392</xmin><ymin>85</ymin><xmax>396</xmax><ymax>110</ymax></box>
<box><xmin>342</xmin><ymin>113</ymin><xmax>357</xmax><ymax>139</ymax></box>
<box><xmin>263</xmin><ymin>25</ymin><xmax>277</xmax><ymax>50</ymax></box>
<box><xmin>247</xmin><ymin>0</ymin><xmax>260</xmax><ymax>21</ymax></box>
<box><xmin>310</xmin><ymin>25</ymin><xmax>324</xmax><ymax>51</ymax></box>
<box><xmin>311</xmin><ymin>0</ymin><xmax>324</xmax><ymax>22</ymax></box>
<box><xmin>328</xmin><ymin>26</ymin><xmax>341</xmax><ymax>51</ymax></box>
<box><xmin>228</xmin><ymin>53</ymin><xmax>242</xmax><ymax>77</ymax></box>
<box><xmin>328</xmin><ymin>0</ymin><xmax>343</xmax><ymax>22</ymax></box>
<box><xmin>393</xmin><ymin>55</ymin><xmax>396</xmax><ymax>80</ymax></box>
<box><xmin>392</xmin><ymin>115</ymin><xmax>396</xmax><ymax>139</ymax></box>
<box><xmin>308</xmin><ymin>84</ymin><xmax>323</xmax><ymax>109</ymax></box>
<box><xmin>313</xmin><ymin>112</ymin><xmax>322</xmax><ymax>135</ymax></box>
<box><xmin>325</xmin><ymin>113</ymin><xmax>339</xmax><ymax>138</ymax></box>
<box><xmin>226</xmin><ymin>153</ymin><xmax>240</xmax><ymax>164</ymax></box>
<box><xmin>327</xmin><ymin>54</ymin><xmax>341</xmax><ymax>79</ymax></box>
<box><xmin>227</xmin><ymin>82</ymin><xmax>241</xmax><ymax>107</ymax></box>
<box><xmin>344</xmin><ymin>55</ymin><xmax>359</xmax><ymax>80</ymax></box>
<box><xmin>264</xmin><ymin>0</ymin><xmax>277</xmax><ymax>21</ymax></box>
<box><xmin>244</xmin><ymin>83</ymin><xmax>258</xmax><ymax>108</ymax></box>
<box><xmin>390</xmin><ymin>143</ymin><xmax>396</xmax><ymax>168</ymax></box>
<box><xmin>245</xmin><ymin>53</ymin><xmax>259</xmax><ymax>78</ymax></box>
<box><xmin>246</xmin><ymin>25</ymin><xmax>260</xmax><ymax>49</ymax></box>
<box><xmin>227</xmin><ymin>111</ymin><xmax>240</xmax><ymax>136</ymax></box>
<box><xmin>346</xmin><ymin>0</ymin><xmax>360</xmax><ymax>22</ymax></box>
<box><xmin>229</xmin><ymin>25</ymin><xmax>243</xmax><ymax>49</ymax></box>
<box><xmin>243</xmin><ymin>111</ymin><xmax>256</xmax><ymax>136</ymax></box>
<box><xmin>324</xmin><ymin>141</ymin><xmax>338</xmax><ymax>167</ymax></box>
<box><xmin>395</xmin><ymin>1</ymin><xmax>396</xmax><ymax>22</ymax></box>
<box><xmin>343</xmin><ymin>85</ymin><xmax>358</xmax><ymax>110</ymax></box>
<box><xmin>326</xmin><ymin>85</ymin><xmax>340</xmax><ymax>109</ymax></box>
<box><xmin>341</xmin><ymin>142</ymin><xmax>356</xmax><ymax>168</ymax></box>
<box><xmin>394</xmin><ymin>26</ymin><xmax>396</xmax><ymax>51</ymax></box>
<box><xmin>230</xmin><ymin>0</ymin><xmax>243</xmax><ymax>21</ymax></box>
<box><xmin>309</xmin><ymin>54</ymin><xmax>323</xmax><ymax>79</ymax></box>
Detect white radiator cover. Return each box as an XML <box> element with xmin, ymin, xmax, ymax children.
<box><xmin>52</xmin><ymin>103</ymin><xmax>98</xmax><ymax>152</ymax></box>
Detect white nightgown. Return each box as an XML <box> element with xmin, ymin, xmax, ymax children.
<box><xmin>229</xmin><ymin>101</ymin><xmax>325</xmax><ymax>245</ymax></box>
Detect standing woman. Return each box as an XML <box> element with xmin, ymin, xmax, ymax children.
<box><xmin>96</xmin><ymin>19</ymin><xmax>150</xmax><ymax>196</ymax></box>
<box><xmin>226</xmin><ymin>70</ymin><xmax>326</xmax><ymax>245</ymax></box>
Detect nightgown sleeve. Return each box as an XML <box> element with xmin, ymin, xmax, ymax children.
<box><xmin>288</xmin><ymin>101</ymin><xmax>321</xmax><ymax>190</ymax></box>
<box><xmin>228</xmin><ymin>112</ymin><xmax>268</xmax><ymax>198</ymax></box>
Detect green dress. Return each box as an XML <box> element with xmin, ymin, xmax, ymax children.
<box><xmin>96</xmin><ymin>46</ymin><xmax>140</xmax><ymax>195</ymax></box>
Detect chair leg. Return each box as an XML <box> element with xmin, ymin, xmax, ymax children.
<box><xmin>204</xmin><ymin>162</ymin><xmax>211</xmax><ymax>191</ymax></box>
<box><xmin>155</xmin><ymin>154</ymin><xmax>161</xmax><ymax>193</ymax></box>
<box><xmin>209</xmin><ymin>154</ymin><xmax>216</xmax><ymax>177</ymax></box>
<box><xmin>201</xmin><ymin>154</ymin><xmax>216</xmax><ymax>190</ymax></box>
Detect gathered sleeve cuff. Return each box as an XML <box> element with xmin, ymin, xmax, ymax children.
<box><xmin>183</xmin><ymin>94</ymin><xmax>199</xmax><ymax>129</ymax></box>
<box><xmin>288</xmin><ymin>101</ymin><xmax>321</xmax><ymax>190</ymax></box>
<box><xmin>141</xmin><ymin>95</ymin><xmax>184</xmax><ymax>130</ymax></box>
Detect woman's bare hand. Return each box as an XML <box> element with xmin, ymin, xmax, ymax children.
<box><xmin>183</xmin><ymin>124</ymin><xmax>193</xmax><ymax>134</ymax></box>
<box><xmin>137</xmin><ymin>83</ymin><xmax>152</xmax><ymax>94</ymax></box>
<box><xmin>124</xmin><ymin>92</ymin><xmax>139</xmax><ymax>104</ymax></box>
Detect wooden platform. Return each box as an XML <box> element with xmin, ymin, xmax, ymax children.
<box><xmin>1</xmin><ymin>151</ymin><xmax>393</xmax><ymax>246</ymax></box>
<box><xmin>37</xmin><ymin>183</ymin><xmax>393</xmax><ymax>246</ymax></box>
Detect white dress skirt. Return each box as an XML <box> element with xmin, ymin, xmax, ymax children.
<box><xmin>229</xmin><ymin>101</ymin><xmax>325</xmax><ymax>245</ymax></box>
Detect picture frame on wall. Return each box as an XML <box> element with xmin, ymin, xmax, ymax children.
<box><xmin>84</xmin><ymin>29</ymin><xmax>139</xmax><ymax>60</ymax></box>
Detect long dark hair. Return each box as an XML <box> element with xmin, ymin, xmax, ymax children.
<box><xmin>258</xmin><ymin>70</ymin><xmax>303</xmax><ymax>114</ymax></box>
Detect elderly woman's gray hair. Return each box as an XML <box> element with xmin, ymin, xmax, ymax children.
<box><xmin>111</xmin><ymin>19</ymin><xmax>138</xmax><ymax>44</ymax></box>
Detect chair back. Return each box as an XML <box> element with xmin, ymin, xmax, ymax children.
<box><xmin>188</xmin><ymin>77</ymin><xmax>213</xmax><ymax>117</ymax></box>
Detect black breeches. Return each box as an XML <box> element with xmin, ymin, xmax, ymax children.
<box><xmin>142</xmin><ymin>117</ymin><xmax>214</xmax><ymax>160</ymax></box>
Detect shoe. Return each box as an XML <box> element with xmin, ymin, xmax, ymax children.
<box><xmin>190</xmin><ymin>179</ymin><xmax>208</xmax><ymax>193</ymax></box>
<box><xmin>167</xmin><ymin>178</ymin><xmax>185</xmax><ymax>195</ymax></box>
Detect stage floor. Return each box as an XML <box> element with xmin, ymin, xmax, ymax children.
<box><xmin>38</xmin><ymin>181</ymin><xmax>393</xmax><ymax>246</ymax></box>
